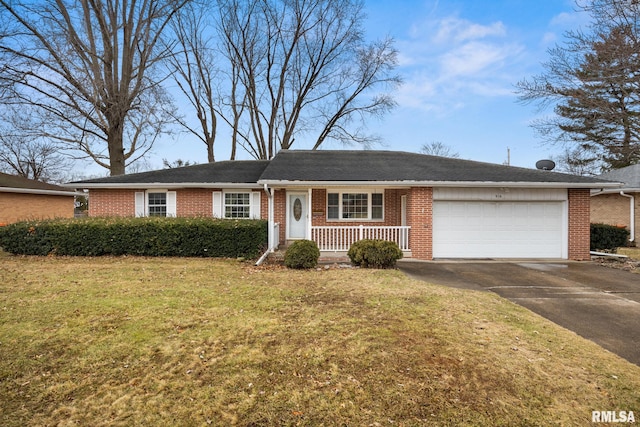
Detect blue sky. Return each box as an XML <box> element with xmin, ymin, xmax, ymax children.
<box><xmin>134</xmin><ymin>0</ymin><xmax>591</xmax><ymax>173</ymax></box>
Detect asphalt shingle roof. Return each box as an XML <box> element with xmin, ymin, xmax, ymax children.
<box><xmin>259</xmin><ymin>150</ymin><xmax>616</xmax><ymax>184</ymax></box>
<box><xmin>598</xmin><ymin>164</ymin><xmax>640</xmax><ymax>188</ymax></box>
<box><xmin>70</xmin><ymin>160</ymin><xmax>270</xmax><ymax>185</ymax></box>
<box><xmin>68</xmin><ymin>150</ymin><xmax>619</xmax><ymax>188</ymax></box>
<box><xmin>0</xmin><ymin>172</ymin><xmax>75</xmax><ymax>193</ymax></box>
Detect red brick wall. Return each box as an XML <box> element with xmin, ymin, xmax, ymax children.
<box><xmin>274</xmin><ymin>189</ymin><xmax>286</xmax><ymax>244</ymax></box>
<box><xmin>568</xmin><ymin>188</ymin><xmax>591</xmax><ymax>261</ymax></box>
<box><xmin>175</xmin><ymin>189</ymin><xmax>212</xmax><ymax>217</ymax></box>
<box><xmin>260</xmin><ymin>190</ymin><xmax>268</xmax><ymax>220</ymax></box>
<box><xmin>89</xmin><ymin>187</ymin><xmax>591</xmax><ymax>261</ymax></box>
<box><xmin>0</xmin><ymin>192</ymin><xmax>75</xmax><ymax>224</ymax></box>
<box><xmin>89</xmin><ymin>189</ymin><xmax>137</xmax><ymax>217</ymax></box>
<box><xmin>89</xmin><ymin>188</ymin><xmax>265</xmax><ymax>219</ymax></box>
<box><xmin>407</xmin><ymin>187</ymin><xmax>433</xmax><ymax>260</ymax></box>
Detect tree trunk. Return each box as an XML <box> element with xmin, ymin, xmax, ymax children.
<box><xmin>207</xmin><ymin>136</ymin><xmax>215</xmax><ymax>163</ymax></box>
<box><xmin>108</xmin><ymin>131</ymin><xmax>126</xmax><ymax>176</ymax></box>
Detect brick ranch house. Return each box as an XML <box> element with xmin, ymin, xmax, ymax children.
<box><xmin>68</xmin><ymin>150</ymin><xmax>621</xmax><ymax>261</ymax></box>
<box><xmin>591</xmin><ymin>163</ymin><xmax>640</xmax><ymax>245</ymax></box>
<box><xmin>1</xmin><ymin>172</ymin><xmax>76</xmax><ymax>225</ymax></box>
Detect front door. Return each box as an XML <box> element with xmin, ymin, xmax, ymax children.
<box><xmin>288</xmin><ymin>193</ymin><xmax>307</xmax><ymax>239</ymax></box>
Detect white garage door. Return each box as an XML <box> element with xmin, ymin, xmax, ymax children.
<box><xmin>433</xmin><ymin>201</ymin><xmax>565</xmax><ymax>259</ymax></box>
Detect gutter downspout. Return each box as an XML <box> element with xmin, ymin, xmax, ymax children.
<box><xmin>620</xmin><ymin>191</ymin><xmax>635</xmax><ymax>243</ymax></box>
<box><xmin>256</xmin><ymin>184</ymin><xmax>275</xmax><ymax>266</ymax></box>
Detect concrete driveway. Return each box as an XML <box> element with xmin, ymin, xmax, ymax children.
<box><xmin>397</xmin><ymin>260</ymin><xmax>640</xmax><ymax>366</ymax></box>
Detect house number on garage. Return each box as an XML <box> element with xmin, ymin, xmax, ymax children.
<box><xmin>494</xmin><ymin>194</ymin><xmax>503</xmax><ymax>199</ymax></box>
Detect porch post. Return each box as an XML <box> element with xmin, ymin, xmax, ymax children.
<box><xmin>264</xmin><ymin>184</ymin><xmax>274</xmax><ymax>250</ymax></box>
<box><xmin>307</xmin><ymin>188</ymin><xmax>312</xmax><ymax>240</ymax></box>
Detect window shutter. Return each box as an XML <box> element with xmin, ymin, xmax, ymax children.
<box><xmin>212</xmin><ymin>191</ymin><xmax>223</xmax><ymax>218</ymax></box>
<box><xmin>251</xmin><ymin>191</ymin><xmax>261</xmax><ymax>219</ymax></box>
<box><xmin>135</xmin><ymin>192</ymin><xmax>145</xmax><ymax>217</ymax></box>
<box><xmin>166</xmin><ymin>191</ymin><xmax>177</xmax><ymax>217</ymax></box>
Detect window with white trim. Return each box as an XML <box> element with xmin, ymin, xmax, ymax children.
<box><xmin>148</xmin><ymin>192</ymin><xmax>167</xmax><ymax>217</ymax></box>
<box><xmin>327</xmin><ymin>191</ymin><xmax>384</xmax><ymax>220</ymax></box>
<box><xmin>135</xmin><ymin>191</ymin><xmax>177</xmax><ymax>217</ymax></box>
<box><xmin>224</xmin><ymin>192</ymin><xmax>251</xmax><ymax>218</ymax></box>
<box><xmin>213</xmin><ymin>190</ymin><xmax>261</xmax><ymax>219</ymax></box>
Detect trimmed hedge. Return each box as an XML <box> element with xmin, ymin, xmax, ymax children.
<box><xmin>590</xmin><ymin>223</ymin><xmax>630</xmax><ymax>252</ymax></box>
<box><xmin>284</xmin><ymin>240</ymin><xmax>320</xmax><ymax>269</ymax></box>
<box><xmin>0</xmin><ymin>217</ymin><xmax>268</xmax><ymax>258</ymax></box>
<box><xmin>347</xmin><ymin>239</ymin><xmax>403</xmax><ymax>268</ymax></box>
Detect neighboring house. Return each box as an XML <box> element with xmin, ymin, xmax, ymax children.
<box><xmin>0</xmin><ymin>172</ymin><xmax>77</xmax><ymax>224</ymax></box>
<box><xmin>67</xmin><ymin>150</ymin><xmax>621</xmax><ymax>261</ymax></box>
<box><xmin>591</xmin><ymin>164</ymin><xmax>640</xmax><ymax>245</ymax></box>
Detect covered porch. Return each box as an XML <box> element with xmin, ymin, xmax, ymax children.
<box><xmin>265</xmin><ymin>187</ymin><xmax>419</xmax><ymax>257</ymax></box>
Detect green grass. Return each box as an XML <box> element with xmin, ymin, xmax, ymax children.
<box><xmin>1</xmin><ymin>256</ymin><xmax>639</xmax><ymax>426</ymax></box>
<box><xmin>619</xmin><ymin>246</ymin><xmax>640</xmax><ymax>259</ymax></box>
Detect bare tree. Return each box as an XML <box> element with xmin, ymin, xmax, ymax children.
<box><xmin>208</xmin><ymin>0</ymin><xmax>401</xmax><ymax>160</ymax></box>
<box><xmin>517</xmin><ymin>0</ymin><xmax>640</xmax><ymax>171</ymax></box>
<box><xmin>0</xmin><ymin>133</ymin><xmax>72</xmax><ymax>183</ymax></box>
<box><xmin>0</xmin><ymin>108</ymin><xmax>72</xmax><ymax>182</ymax></box>
<box><xmin>551</xmin><ymin>147</ymin><xmax>602</xmax><ymax>176</ymax></box>
<box><xmin>167</xmin><ymin>2</ymin><xmax>218</xmax><ymax>162</ymax></box>
<box><xmin>420</xmin><ymin>141</ymin><xmax>460</xmax><ymax>158</ymax></box>
<box><xmin>162</xmin><ymin>158</ymin><xmax>194</xmax><ymax>168</ymax></box>
<box><xmin>0</xmin><ymin>0</ymin><xmax>187</xmax><ymax>175</ymax></box>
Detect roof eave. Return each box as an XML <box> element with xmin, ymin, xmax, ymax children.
<box><xmin>1</xmin><ymin>187</ymin><xmax>78</xmax><ymax>197</ymax></box>
<box><xmin>591</xmin><ymin>186</ymin><xmax>640</xmax><ymax>195</ymax></box>
<box><xmin>64</xmin><ymin>182</ymin><xmax>263</xmax><ymax>190</ymax></box>
<box><xmin>258</xmin><ymin>180</ymin><xmax>624</xmax><ymax>189</ymax></box>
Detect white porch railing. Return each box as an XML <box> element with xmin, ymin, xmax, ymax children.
<box><xmin>311</xmin><ymin>225</ymin><xmax>410</xmax><ymax>252</ymax></box>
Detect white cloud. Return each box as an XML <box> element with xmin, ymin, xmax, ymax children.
<box><xmin>540</xmin><ymin>8</ymin><xmax>591</xmax><ymax>48</ymax></box>
<box><xmin>439</xmin><ymin>41</ymin><xmax>514</xmax><ymax>77</ymax></box>
<box><xmin>550</xmin><ymin>11</ymin><xmax>581</xmax><ymax>27</ymax></box>
<box><xmin>394</xmin><ymin>13</ymin><xmax>525</xmax><ymax>114</ymax></box>
<box><xmin>395</xmin><ymin>76</ymin><xmax>438</xmax><ymax>111</ymax></box>
<box><xmin>433</xmin><ymin>17</ymin><xmax>506</xmax><ymax>44</ymax></box>
<box><xmin>541</xmin><ymin>31</ymin><xmax>557</xmax><ymax>45</ymax></box>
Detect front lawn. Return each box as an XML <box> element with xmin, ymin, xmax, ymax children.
<box><xmin>619</xmin><ymin>246</ymin><xmax>640</xmax><ymax>259</ymax></box>
<box><xmin>1</xmin><ymin>257</ymin><xmax>638</xmax><ymax>426</ymax></box>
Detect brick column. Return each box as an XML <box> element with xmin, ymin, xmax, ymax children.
<box><xmin>408</xmin><ymin>187</ymin><xmax>433</xmax><ymax>260</ymax></box>
<box><xmin>273</xmin><ymin>189</ymin><xmax>286</xmax><ymax>245</ymax></box>
<box><xmin>568</xmin><ymin>188</ymin><xmax>591</xmax><ymax>261</ymax></box>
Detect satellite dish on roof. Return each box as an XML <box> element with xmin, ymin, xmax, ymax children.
<box><xmin>535</xmin><ymin>159</ymin><xmax>556</xmax><ymax>171</ymax></box>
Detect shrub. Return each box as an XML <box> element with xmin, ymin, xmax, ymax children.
<box><xmin>590</xmin><ymin>223</ymin><xmax>630</xmax><ymax>252</ymax></box>
<box><xmin>347</xmin><ymin>239</ymin><xmax>403</xmax><ymax>268</ymax></box>
<box><xmin>0</xmin><ymin>217</ymin><xmax>268</xmax><ymax>258</ymax></box>
<box><xmin>284</xmin><ymin>240</ymin><xmax>320</xmax><ymax>269</ymax></box>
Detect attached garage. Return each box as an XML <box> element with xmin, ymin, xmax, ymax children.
<box><xmin>432</xmin><ymin>188</ymin><xmax>568</xmax><ymax>259</ymax></box>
